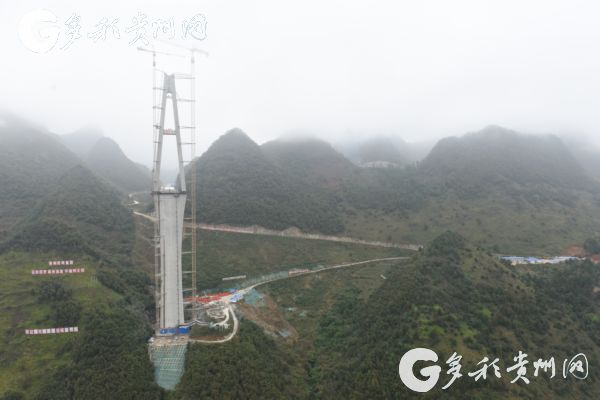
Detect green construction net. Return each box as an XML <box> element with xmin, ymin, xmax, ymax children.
<box><xmin>149</xmin><ymin>342</ymin><xmax>188</xmax><ymax>390</ymax></box>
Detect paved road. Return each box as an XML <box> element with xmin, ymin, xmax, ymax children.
<box><xmin>133</xmin><ymin>211</ymin><xmax>423</xmax><ymax>251</ymax></box>
<box><xmin>193</xmin><ymin>256</ymin><xmax>409</xmax><ymax>344</ymax></box>
<box><xmin>232</xmin><ymin>256</ymin><xmax>410</xmax><ymax>296</ymax></box>
<box><xmin>134</xmin><ymin>211</ymin><xmax>413</xmax><ymax>344</ymax></box>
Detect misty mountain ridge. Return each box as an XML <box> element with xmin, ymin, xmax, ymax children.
<box><xmin>0</xmin><ymin>113</ymin><xmax>147</xmax><ymax>247</ymax></box>
<box><xmin>2</xmin><ymin>110</ymin><xmax>599</xmax><ymax>252</ymax></box>
<box><xmin>86</xmin><ymin>137</ymin><xmax>151</xmax><ymax>193</ymax></box>
<box><xmin>357</xmin><ymin>136</ymin><xmax>408</xmax><ymax>166</ymax></box>
<box><xmin>421</xmin><ymin>125</ymin><xmax>597</xmax><ymax>193</ymax></box>
<box><xmin>335</xmin><ymin>135</ymin><xmax>434</xmax><ymax>167</ymax></box>
<box><xmin>0</xmin><ymin>113</ymin><xmax>82</xmax><ymax>240</ymax></box>
<box><xmin>562</xmin><ymin>135</ymin><xmax>600</xmax><ymax>182</ymax></box>
<box><xmin>60</xmin><ymin>128</ymin><xmax>151</xmax><ymax>193</ymax></box>
<box><xmin>187</xmin><ymin>124</ymin><xmax>600</xmax><ymax>253</ymax></box>
<box><xmin>191</xmin><ymin>128</ymin><xmax>344</xmax><ymax>234</ymax></box>
<box><xmin>60</xmin><ymin>127</ymin><xmax>104</xmax><ymax>159</ymax></box>
<box><xmin>262</xmin><ymin>136</ymin><xmax>357</xmax><ymax>188</ymax></box>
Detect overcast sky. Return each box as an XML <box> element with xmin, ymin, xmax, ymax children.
<box><xmin>2</xmin><ymin>0</ymin><xmax>600</xmax><ymax>167</ymax></box>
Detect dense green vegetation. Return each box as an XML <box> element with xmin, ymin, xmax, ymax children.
<box><xmin>0</xmin><ymin>243</ymin><xmax>160</xmax><ymax>400</ymax></box>
<box><xmin>188</xmin><ymin>126</ymin><xmax>600</xmax><ymax>254</ymax></box>
<box><xmin>190</xmin><ymin>129</ymin><xmax>344</xmax><ymax>234</ymax></box>
<box><xmin>2</xmin><ymin>116</ymin><xmax>599</xmax><ymax>399</ymax></box>
<box><xmin>34</xmin><ymin>280</ymin><xmax>81</xmax><ymax>326</ymax></box>
<box><xmin>173</xmin><ymin>323</ymin><xmax>304</xmax><ymax>399</ymax></box>
<box><xmin>307</xmin><ymin>233</ymin><xmax>600</xmax><ymax>399</ymax></box>
<box><xmin>167</xmin><ymin>232</ymin><xmax>600</xmax><ymax>399</ymax></box>
<box><xmin>0</xmin><ymin>251</ymin><xmax>160</xmax><ymax>400</ymax></box>
<box><xmin>0</xmin><ymin>119</ymin><xmax>161</xmax><ymax>399</ymax></box>
<box><xmin>1</xmin><ymin>165</ymin><xmax>135</xmax><ymax>265</ymax></box>
<box><xmin>420</xmin><ymin>126</ymin><xmax>596</xmax><ymax>193</ymax></box>
<box><xmin>262</xmin><ymin>137</ymin><xmax>356</xmax><ymax>189</ymax></box>
<box><xmin>0</xmin><ymin>114</ymin><xmax>81</xmax><ymax>242</ymax></box>
<box><xmin>35</xmin><ymin>306</ymin><xmax>161</xmax><ymax>400</ymax></box>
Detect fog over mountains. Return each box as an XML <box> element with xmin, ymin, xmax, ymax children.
<box><xmin>2</xmin><ymin>109</ymin><xmax>600</xmax><ymax>256</ymax></box>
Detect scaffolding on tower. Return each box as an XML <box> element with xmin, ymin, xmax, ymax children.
<box><xmin>140</xmin><ymin>44</ymin><xmax>205</xmax><ymax>390</ymax></box>
<box><xmin>142</xmin><ymin>45</ymin><xmax>205</xmax><ymax>332</ymax></box>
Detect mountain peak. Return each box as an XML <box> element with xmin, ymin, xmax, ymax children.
<box><xmin>421</xmin><ymin>127</ymin><xmax>594</xmax><ymax>192</ymax></box>
<box><xmin>86</xmin><ymin>136</ymin><xmax>151</xmax><ymax>192</ymax></box>
<box><xmin>61</xmin><ymin>128</ymin><xmax>104</xmax><ymax>159</ymax></box>
<box><xmin>200</xmin><ymin>128</ymin><xmax>263</xmax><ymax>165</ymax></box>
<box><xmin>222</xmin><ymin>127</ymin><xmax>254</xmax><ymax>142</ymax></box>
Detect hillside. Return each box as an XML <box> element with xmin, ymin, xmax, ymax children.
<box><xmin>420</xmin><ymin>125</ymin><xmax>596</xmax><ymax>194</ymax></box>
<box><xmin>335</xmin><ymin>136</ymin><xmax>433</xmax><ymax>166</ymax></box>
<box><xmin>262</xmin><ymin>232</ymin><xmax>600</xmax><ymax>399</ymax></box>
<box><xmin>262</xmin><ymin>137</ymin><xmax>357</xmax><ymax>188</ymax></box>
<box><xmin>0</xmin><ymin>154</ymin><xmax>159</xmax><ymax>398</ymax></box>
<box><xmin>341</xmin><ymin>126</ymin><xmax>600</xmax><ymax>254</ymax></box>
<box><xmin>169</xmin><ymin>232</ymin><xmax>600</xmax><ymax>399</ymax></box>
<box><xmin>185</xmin><ymin>125</ymin><xmax>600</xmax><ymax>253</ymax></box>
<box><xmin>0</xmin><ymin>113</ymin><xmax>81</xmax><ymax>241</ymax></box>
<box><xmin>307</xmin><ymin>232</ymin><xmax>600</xmax><ymax>399</ymax></box>
<box><xmin>563</xmin><ymin>137</ymin><xmax>600</xmax><ymax>183</ymax></box>
<box><xmin>86</xmin><ymin>137</ymin><xmax>151</xmax><ymax>193</ymax></box>
<box><xmin>0</xmin><ymin>252</ymin><xmax>161</xmax><ymax>400</ymax></box>
<box><xmin>0</xmin><ymin>138</ymin><xmax>158</xmax><ymax>399</ymax></box>
<box><xmin>60</xmin><ymin>128</ymin><xmax>104</xmax><ymax>159</ymax></box>
<box><xmin>1</xmin><ymin>165</ymin><xmax>135</xmax><ymax>265</ymax></box>
<box><xmin>191</xmin><ymin>128</ymin><xmax>343</xmax><ymax>234</ymax></box>
<box><xmin>358</xmin><ymin>136</ymin><xmax>407</xmax><ymax>166</ymax></box>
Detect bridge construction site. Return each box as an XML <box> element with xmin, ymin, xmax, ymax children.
<box><xmin>140</xmin><ymin>44</ymin><xmax>416</xmax><ymax>390</ymax></box>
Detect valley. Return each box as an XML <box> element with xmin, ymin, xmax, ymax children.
<box><xmin>0</xmin><ymin>115</ymin><xmax>598</xmax><ymax>399</ymax></box>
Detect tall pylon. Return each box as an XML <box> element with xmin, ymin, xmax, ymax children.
<box><xmin>140</xmin><ymin>45</ymin><xmax>201</xmax><ymax>334</ymax></box>
<box><xmin>153</xmin><ymin>72</ymin><xmax>187</xmax><ymax>330</ymax></box>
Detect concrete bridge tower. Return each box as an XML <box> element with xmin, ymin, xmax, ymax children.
<box><xmin>153</xmin><ymin>73</ymin><xmax>187</xmax><ymax>330</ymax></box>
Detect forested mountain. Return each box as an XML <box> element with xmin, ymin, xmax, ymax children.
<box><xmin>420</xmin><ymin>125</ymin><xmax>597</xmax><ymax>193</ymax></box>
<box><xmin>184</xmin><ymin>125</ymin><xmax>600</xmax><ymax>253</ymax></box>
<box><xmin>262</xmin><ymin>137</ymin><xmax>357</xmax><ymax>188</ymax></box>
<box><xmin>311</xmin><ymin>232</ymin><xmax>600</xmax><ymax>399</ymax></box>
<box><xmin>86</xmin><ymin>137</ymin><xmax>151</xmax><ymax>193</ymax></box>
<box><xmin>0</xmin><ymin>113</ymin><xmax>81</xmax><ymax>241</ymax></box>
<box><xmin>1</xmin><ymin>112</ymin><xmax>599</xmax><ymax>399</ymax></box>
<box><xmin>0</xmin><ymin>114</ymin><xmax>135</xmax><ymax>261</ymax></box>
<box><xmin>61</xmin><ymin>129</ymin><xmax>151</xmax><ymax>193</ymax></box>
<box><xmin>338</xmin><ymin>126</ymin><xmax>600</xmax><ymax>253</ymax></box>
<box><xmin>1</xmin><ymin>165</ymin><xmax>135</xmax><ymax>264</ymax></box>
<box><xmin>0</xmin><ymin>118</ymin><xmax>159</xmax><ymax>400</ymax></box>
<box><xmin>168</xmin><ymin>232</ymin><xmax>600</xmax><ymax>399</ymax></box>
<box><xmin>191</xmin><ymin>128</ymin><xmax>344</xmax><ymax>234</ymax></box>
